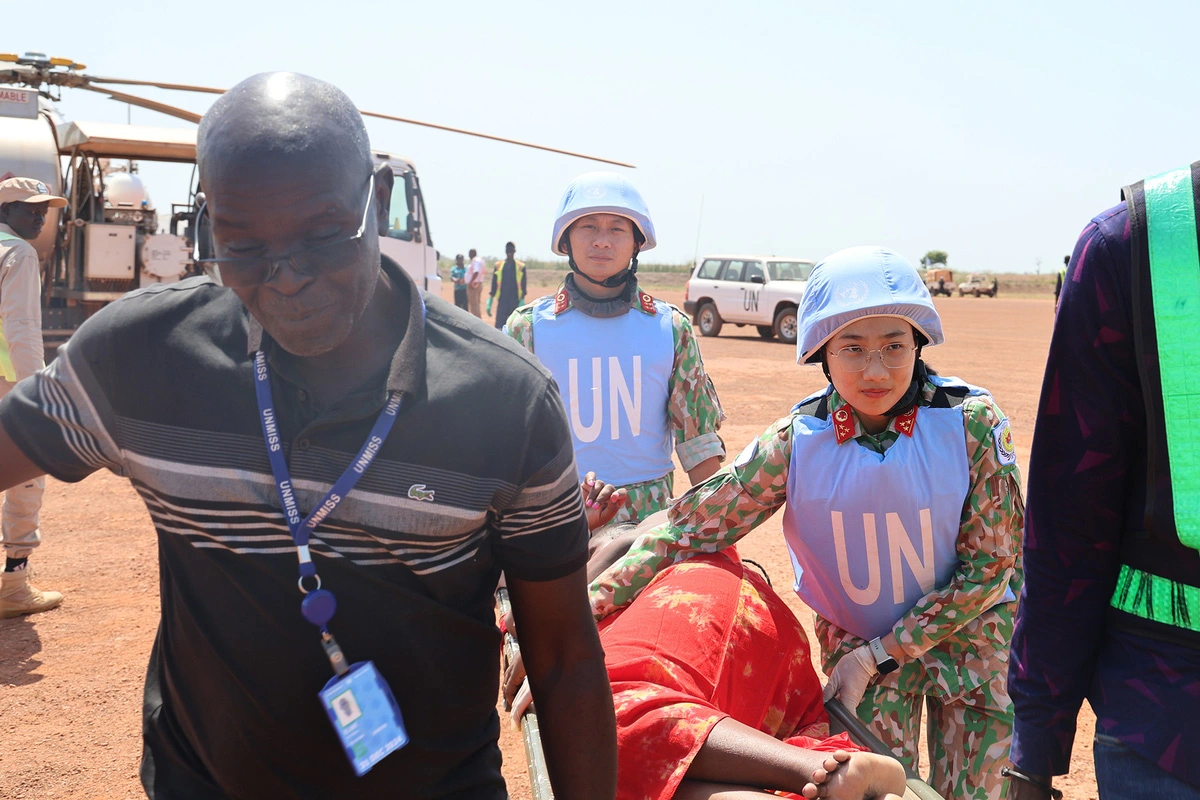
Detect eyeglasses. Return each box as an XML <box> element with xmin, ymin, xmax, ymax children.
<box><xmin>193</xmin><ymin>174</ymin><xmax>375</xmax><ymax>288</ymax></box>
<box><xmin>828</xmin><ymin>343</ymin><xmax>917</xmax><ymax>372</ymax></box>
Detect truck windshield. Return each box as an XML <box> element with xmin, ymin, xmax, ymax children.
<box><xmin>385</xmin><ymin>170</ymin><xmax>414</xmax><ymax>240</ymax></box>
<box><xmin>768</xmin><ymin>261</ymin><xmax>815</xmax><ymax>281</ymax></box>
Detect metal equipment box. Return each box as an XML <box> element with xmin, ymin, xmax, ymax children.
<box><xmin>83</xmin><ymin>223</ymin><xmax>136</xmax><ymax>280</ymax></box>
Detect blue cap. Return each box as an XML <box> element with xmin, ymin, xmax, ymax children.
<box><xmin>796</xmin><ymin>246</ymin><xmax>944</xmax><ymax>364</ymax></box>
<box><xmin>551</xmin><ymin>172</ymin><xmax>657</xmax><ymax>255</ymax></box>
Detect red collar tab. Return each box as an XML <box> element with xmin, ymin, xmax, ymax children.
<box><xmin>553</xmin><ymin>288</ymin><xmax>571</xmax><ymax>315</ymax></box>
<box><xmin>894</xmin><ymin>406</ymin><xmax>918</xmax><ymax>437</ymax></box>
<box><xmin>637</xmin><ymin>289</ymin><xmax>657</xmax><ymax>315</ymax></box>
<box><xmin>832</xmin><ymin>407</ymin><xmax>855</xmax><ymax>444</ymax></box>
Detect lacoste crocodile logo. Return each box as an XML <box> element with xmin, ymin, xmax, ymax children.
<box><xmin>408</xmin><ymin>484</ymin><xmax>435</xmax><ymax>502</ymax></box>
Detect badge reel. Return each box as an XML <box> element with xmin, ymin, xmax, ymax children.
<box><xmin>303</xmin><ymin>577</ymin><xmax>409</xmax><ymax>777</ymax></box>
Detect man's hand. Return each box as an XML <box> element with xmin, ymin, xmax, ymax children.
<box><xmin>581</xmin><ymin>473</ymin><xmax>627</xmax><ymax>532</ymax></box>
<box><xmin>506</xmin><ymin>567</ymin><xmax>616</xmax><ymax>799</ymax></box>
<box><xmin>822</xmin><ymin>645</ymin><xmax>878</xmax><ymax>711</ymax></box>
<box><xmin>1004</xmin><ymin>768</ymin><xmax>1057</xmax><ymax>800</ymax></box>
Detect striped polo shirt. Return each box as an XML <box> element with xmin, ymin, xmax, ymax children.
<box><xmin>0</xmin><ymin>259</ymin><xmax>589</xmax><ymax>798</ymax></box>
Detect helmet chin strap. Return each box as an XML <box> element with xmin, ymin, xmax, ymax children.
<box><xmin>564</xmin><ymin>241</ymin><xmax>639</xmax><ymax>289</ymax></box>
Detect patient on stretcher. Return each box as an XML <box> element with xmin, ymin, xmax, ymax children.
<box><xmin>505</xmin><ymin>477</ymin><xmax>906</xmax><ymax>800</ymax></box>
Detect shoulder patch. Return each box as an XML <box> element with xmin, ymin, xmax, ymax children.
<box><xmin>554</xmin><ymin>287</ymin><xmax>570</xmax><ymax>314</ymax></box>
<box><xmin>992</xmin><ymin>418</ymin><xmax>1016</xmax><ymax>466</ymax></box>
<box><xmin>832</xmin><ymin>406</ymin><xmax>855</xmax><ymax>444</ymax></box>
<box><xmin>894</xmin><ymin>406</ymin><xmax>918</xmax><ymax>437</ymax></box>
<box><xmin>637</xmin><ymin>289</ymin><xmax>657</xmax><ymax>315</ymax></box>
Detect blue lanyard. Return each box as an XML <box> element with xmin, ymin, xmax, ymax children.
<box><xmin>253</xmin><ymin>350</ymin><xmax>403</xmax><ymax>669</ymax></box>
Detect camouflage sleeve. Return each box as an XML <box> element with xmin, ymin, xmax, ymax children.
<box><xmin>589</xmin><ymin>415</ymin><xmax>793</xmax><ymax>619</ymax></box>
<box><xmin>891</xmin><ymin>395</ymin><xmax>1025</xmax><ymax>660</ymax></box>
<box><xmin>502</xmin><ymin>305</ymin><xmax>536</xmax><ymax>350</ymax></box>
<box><xmin>667</xmin><ymin>307</ymin><xmax>727</xmax><ymax>471</ymax></box>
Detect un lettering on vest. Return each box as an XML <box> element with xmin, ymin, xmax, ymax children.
<box><xmin>831</xmin><ymin>508</ymin><xmax>937</xmax><ymax>606</ymax></box>
<box><xmin>566</xmin><ymin>355</ymin><xmax>642</xmax><ymax>443</ymax></box>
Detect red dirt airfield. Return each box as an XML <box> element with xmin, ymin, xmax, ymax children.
<box><xmin>1</xmin><ymin>283</ymin><xmax>1099</xmax><ymax>799</ymax></box>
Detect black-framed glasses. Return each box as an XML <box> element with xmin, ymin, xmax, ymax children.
<box><xmin>193</xmin><ymin>174</ymin><xmax>375</xmax><ymax>288</ymax></box>
<box><xmin>828</xmin><ymin>343</ymin><xmax>917</xmax><ymax>372</ymax></box>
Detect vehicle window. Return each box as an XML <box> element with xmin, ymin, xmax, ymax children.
<box><xmin>768</xmin><ymin>261</ymin><xmax>815</xmax><ymax>281</ymax></box>
<box><xmin>722</xmin><ymin>260</ymin><xmax>747</xmax><ymax>282</ymax></box>
<box><xmin>743</xmin><ymin>261</ymin><xmax>765</xmax><ymax>282</ymax></box>
<box><xmin>386</xmin><ymin>170</ymin><xmax>414</xmax><ymax>241</ymax></box>
<box><xmin>696</xmin><ymin>259</ymin><xmax>724</xmax><ymax>279</ymax></box>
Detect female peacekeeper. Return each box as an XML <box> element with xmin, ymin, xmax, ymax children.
<box><xmin>588</xmin><ymin>246</ymin><xmax>1024</xmax><ymax>800</ymax></box>
<box><xmin>504</xmin><ymin>172</ymin><xmax>725</xmax><ymax>522</ymax></box>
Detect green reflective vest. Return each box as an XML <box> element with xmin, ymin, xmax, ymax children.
<box><xmin>0</xmin><ymin>230</ymin><xmax>24</xmax><ymax>382</ymax></box>
<box><xmin>1112</xmin><ymin>162</ymin><xmax>1200</xmax><ymax>643</ymax></box>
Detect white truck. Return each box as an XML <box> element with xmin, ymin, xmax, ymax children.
<box><xmin>683</xmin><ymin>255</ymin><xmax>815</xmax><ymax>345</ymax></box>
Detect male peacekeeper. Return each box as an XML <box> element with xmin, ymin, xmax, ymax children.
<box><xmin>0</xmin><ymin>72</ymin><xmax>616</xmax><ymax>799</ymax></box>
<box><xmin>1007</xmin><ymin>162</ymin><xmax>1200</xmax><ymax>798</ymax></box>
<box><xmin>0</xmin><ymin>177</ymin><xmax>66</xmax><ymax>618</ymax></box>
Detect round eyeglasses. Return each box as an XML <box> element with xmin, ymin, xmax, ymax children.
<box><xmin>828</xmin><ymin>343</ymin><xmax>917</xmax><ymax>372</ymax></box>
<box><xmin>192</xmin><ymin>175</ymin><xmax>374</xmax><ymax>289</ymax></box>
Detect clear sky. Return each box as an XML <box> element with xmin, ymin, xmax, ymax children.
<box><xmin>12</xmin><ymin>0</ymin><xmax>1200</xmax><ymax>271</ymax></box>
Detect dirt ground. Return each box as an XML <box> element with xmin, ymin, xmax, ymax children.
<box><xmin>0</xmin><ymin>283</ymin><xmax>1099</xmax><ymax>800</ymax></box>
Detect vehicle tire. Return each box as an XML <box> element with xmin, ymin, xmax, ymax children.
<box><xmin>958</xmin><ymin>289</ymin><xmax>964</xmax><ymax>297</ymax></box>
<box><xmin>974</xmin><ymin>289</ymin><xmax>981</xmax><ymax>297</ymax></box>
<box><xmin>757</xmin><ymin>325</ymin><xmax>775</xmax><ymax>339</ymax></box>
<box><xmin>697</xmin><ymin>302</ymin><xmax>723</xmax><ymax>337</ymax></box>
<box><xmin>773</xmin><ymin>306</ymin><xmax>798</xmax><ymax>345</ymax></box>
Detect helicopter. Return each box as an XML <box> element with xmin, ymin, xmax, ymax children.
<box><xmin>0</xmin><ymin>51</ymin><xmax>633</xmax><ymax>352</ymax></box>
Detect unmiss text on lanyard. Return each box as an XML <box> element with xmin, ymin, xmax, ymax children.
<box><xmin>253</xmin><ymin>349</ymin><xmax>409</xmax><ymax>776</ymax></box>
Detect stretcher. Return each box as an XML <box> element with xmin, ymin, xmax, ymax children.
<box><xmin>498</xmin><ymin>588</ymin><xmax>944</xmax><ymax>800</ymax></box>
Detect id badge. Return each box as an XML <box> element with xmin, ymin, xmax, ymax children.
<box><xmin>320</xmin><ymin>661</ymin><xmax>408</xmax><ymax>776</ymax></box>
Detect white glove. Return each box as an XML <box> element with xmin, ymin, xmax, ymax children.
<box><xmin>822</xmin><ymin>644</ymin><xmax>879</xmax><ymax>711</ymax></box>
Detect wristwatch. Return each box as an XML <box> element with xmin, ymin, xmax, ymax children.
<box><xmin>868</xmin><ymin>637</ymin><xmax>899</xmax><ymax>675</ymax></box>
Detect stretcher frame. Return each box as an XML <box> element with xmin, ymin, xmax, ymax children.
<box><xmin>498</xmin><ymin>588</ymin><xmax>944</xmax><ymax>800</ymax></box>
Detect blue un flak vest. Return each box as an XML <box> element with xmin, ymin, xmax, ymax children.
<box><xmin>0</xmin><ymin>231</ymin><xmax>25</xmax><ymax>382</ymax></box>
<box><xmin>1110</xmin><ymin>163</ymin><xmax>1200</xmax><ymax>643</ymax></box>
<box><xmin>782</xmin><ymin>378</ymin><xmax>999</xmax><ymax>642</ymax></box>
<box><xmin>531</xmin><ymin>295</ymin><xmax>675</xmax><ymax>487</ymax></box>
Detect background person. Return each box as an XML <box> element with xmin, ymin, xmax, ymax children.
<box><xmin>450</xmin><ymin>253</ymin><xmax>468</xmax><ymax>310</ymax></box>
<box><xmin>488</xmin><ymin>241</ymin><xmax>525</xmax><ymax>329</ymax></box>
<box><xmin>504</xmin><ymin>172</ymin><xmax>725</xmax><ymax>522</ymax></box>
<box><xmin>467</xmin><ymin>247</ymin><xmax>485</xmax><ymax>317</ymax></box>
<box><xmin>0</xmin><ymin>177</ymin><xmax>66</xmax><ymax>619</ymax></box>
<box><xmin>1007</xmin><ymin>163</ymin><xmax>1200</xmax><ymax>799</ymax></box>
<box><xmin>589</xmin><ymin>246</ymin><xmax>1025</xmax><ymax>800</ymax></box>
<box><xmin>0</xmin><ymin>73</ymin><xmax>616</xmax><ymax>799</ymax></box>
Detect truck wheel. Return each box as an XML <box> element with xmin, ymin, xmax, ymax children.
<box><xmin>974</xmin><ymin>289</ymin><xmax>981</xmax><ymax>297</ymax></box>
<box><xmin>757</xmin><ymin>326</ymin><xmax>775</xmax><ymax>339</ymax></box>
<box><xmin>697</xmin><ymin>302</ymin><xmax>723</xmax><ymax>337</ymax></box>
<box><xmin>773</xmin><ymin>307</ymin><xmax>798</xmax><ymax>345</ymax></box>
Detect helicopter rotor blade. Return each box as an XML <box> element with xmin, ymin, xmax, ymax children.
<box><xmin>359</xmin><ymin>109</ymin><xmax>635</xmax><ymax>168</ymax></box>
<box><xmin>85</xmin><ymin>76</ymin><xmax>226</xmax><ymax>95</ymax></box>
<box><xmin>76</xmin><ymin>84</ymin><xmax>203</xmax><ymax>124</ymax></box>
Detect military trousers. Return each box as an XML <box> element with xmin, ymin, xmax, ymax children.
<box><xmin>855</xmin><ymin>667</ymin><xmax>1013</xmax><ymax>800</ymax></box>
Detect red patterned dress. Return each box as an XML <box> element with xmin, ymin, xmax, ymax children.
<box><xmin>599</xmin><ymin>547</ymin><xmax>862</xmax><ymax>800</ymax></box>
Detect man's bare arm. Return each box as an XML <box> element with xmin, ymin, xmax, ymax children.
<box><xmin>506</xmin><ymin>566</ymin><xmax>616</xmax><ymax>800</ymax></box>
<box><xmin>0</xmin><ymin>420</ymin><xmax>45</xmax><ymax>492</ymax></box>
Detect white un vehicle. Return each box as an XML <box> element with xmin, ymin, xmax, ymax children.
<box><xmin>683</xmin><ymin>255</ymin><xmax>815</xmax><ymax>345</ymax></box>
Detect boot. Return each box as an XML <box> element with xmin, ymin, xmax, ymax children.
<box><xmin>0</xmin><ymin>569</ymin><xmax>64</xmax><ymax>618</ymax></box>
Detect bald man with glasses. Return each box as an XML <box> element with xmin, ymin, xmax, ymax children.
<box><xmin>0</xmin><ymin>73</ymin><xmax>615</xmax><ymax>799</ymax></box>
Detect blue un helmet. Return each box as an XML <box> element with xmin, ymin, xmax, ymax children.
<box><xmin>796</xmin><ymin>246</ymin><xmax>944</xmax><ymax>365</ymax></box>
<box><xmin>551</xmin><ymin>172</ymin><xmax>657</xmax><ymax>289</ymax></box>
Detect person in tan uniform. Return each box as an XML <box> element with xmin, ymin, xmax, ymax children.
<box><xmin>0</xmin><ymin>176</ymin><xmax>66</xmax><ymax>618</ymax></box>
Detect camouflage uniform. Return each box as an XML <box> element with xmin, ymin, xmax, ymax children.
<box><xmin>505</xmin><ymin>278</ymin><xmax>725</xmax><ymax>522</ymax></box>
<box><xmin>589</xmin><ymin>380</ymin><xmax>1024</xmax><ymax>800</ymax></box>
